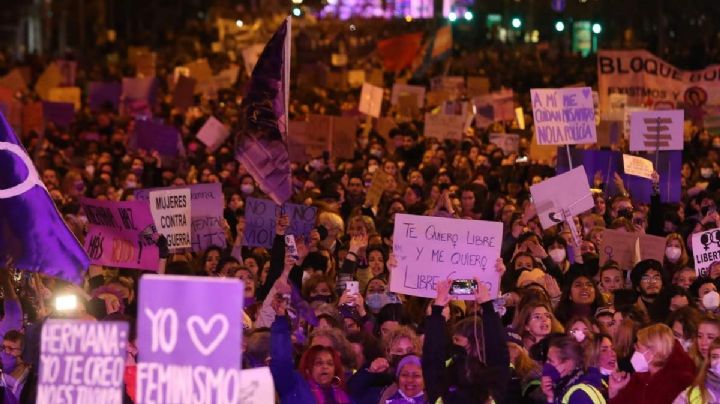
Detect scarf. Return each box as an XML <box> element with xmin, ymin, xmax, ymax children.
<box><xmin>308</xmin><ymin>380</ymin><xmax>351</xmax><ymax>404</ymax></box>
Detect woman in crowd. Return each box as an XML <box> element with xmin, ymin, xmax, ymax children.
<box><xmin>673</xmin><ymin>337</ymin><xmax>720</xmax><ymax>403</ymax></box>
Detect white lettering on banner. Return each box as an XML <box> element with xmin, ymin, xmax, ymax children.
<box><xmin>390</xmin><ymin>213</ymin><xmax>502</xmax><ymax>300</ymax></box>
<box><xmin>149</xmin><ymin>188</ymin><xmax>192</xmax><ymax>250</ymax></box>
<box><xmin>136</xmin><ymin>363</ymin><xmax>241</xmax><ymax>404</ymax></box>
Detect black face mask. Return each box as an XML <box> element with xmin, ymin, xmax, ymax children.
<box><xmin>582</xmin><ymin>253</ymin><xmax>599</xmax><ymax>263</ymax></box>
<box><xmin>309</xmin><ymin>295</ymin><xmax>333</xmax><ymax>304</ymax></box>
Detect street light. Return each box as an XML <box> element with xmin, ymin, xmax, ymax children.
<box><xmin>554</xmin><ymin>21</ymin><xmax>565</xmax><ymax>32</ymax></box>
<box><xmin>448</xmin><ymin>11</ymin><xmax>457</xmax><ymax>22</ymax></box>
<box><xmin>592</xmin><ymin>23</ymin><xmax>602</xmax><ymax>34</ymax></box>
<box><xmin>511</xmin><ymin>17</ymin><xmax>522</xmax><ymax>29</ymax></box>
<box><xmin>464</xmin><ymin>11</ymin><xmax>473</xmax><ymax>21</ymax></box>
<box><xmin>292</xmin><ymin>7</ymin><xmax>302</xmax><ymax>17</ymax></box>
<box><xmin>235</xmin><ymin>19</ymin><xmax>244</xmax><ymax>28</ymax></box>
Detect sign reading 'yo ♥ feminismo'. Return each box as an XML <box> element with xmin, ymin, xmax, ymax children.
<box><xmin>136</xmin><ymin>275</ymin><xmax>244</xmax><ymax>404</ymax></box>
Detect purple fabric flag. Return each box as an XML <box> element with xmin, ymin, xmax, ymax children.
<box><xmin>0</xmin><ymin>112</ymin><xmax>88</xmax><ymax>283</ymax></box>
<box><xmin>42</xmin><ymin>101</ymin><xmax>74</xmax><ymax>128</ymax></box>
<box><xmin>235</xmin><ymin>18</ymin><xmax>292</xmax><ymax>205</ymax></box>
<box><xmin>88</xmin><ymin>81</ymin><xmax>121</xmax><ymax>112</ymax></box>
<box><xmin>136</xmin><ymin>275</ymin><xmax>244</xmax><ymax>403</ymax></box>
<box><xmin>134</xmin><ymin>119</ymin><xmax>180</xmax><ymax>156</ymax></box>
<box><xmin>38</xmin><ymin>320</ymin><xmax>128</xmax><ymax>403</ymax></box>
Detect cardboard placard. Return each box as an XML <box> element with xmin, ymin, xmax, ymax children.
<box><xmin>365</xmin><ymin>170</ymin><xmax>391</xmax><ymax>208</ymax></box>
<box><xmin>629</xmin><ymin>109</ymin><xmax>684</xmax><ymax>151</ymax></box>
<box><xmin>531</xmin><ymin>87</ymin><xmax>597</xmax><ymax>145</ymax></box>
<box><xmin>530</xmin><ymin>166</ymin><xmax>593</xmax><ymax>229</ymax></box>
<box><xmin>600</xmin><ymin>229</ymin><xmax>666</xmax><ymax>270</ymax></box>
<box><xmin>423</xmin><ymin>113</ymin><xmax>466</xmax><ymax>140</ymax></box>
<box><xmin>359</xmin><ymin>83</ymin><xmax>384</xmax><ymax>118</ymax></box>
<box><xmin>148</xmin><ymin>188</ymin><xmax>192</xmax><ymax>250</ymax></box>
<box><xmin>489</xmin><ymin>133</ymin><xmax>520</xmax><ymax>155</ymax></box>
<box><xmin>692</xmin><ymin>229</ymin><xmax>720</xmax><ymax>277</ymax></box>
<box><xmin>391</xmin><ymin>84</ymin><xmax>425</xmax><ymax>108</ymax></box>
<box><xmin>196</xmin><ymin>116</ymin><xmax>230</xmax><ymax>152</ymax></box>
<box><xmin>242</xmin><ymin>198</ymin><xmax>317</xmax><ymax>248</ymax></box>
<box><xmin>623</xmin><ymin>154</ymin><xmax>654</xmax><ymax>179</ymax></box>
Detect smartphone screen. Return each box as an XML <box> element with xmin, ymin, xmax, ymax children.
<box><xmin>450</xmin><ymin>279</ymin><xmax>478</xmax><ymax>295</ymax></box>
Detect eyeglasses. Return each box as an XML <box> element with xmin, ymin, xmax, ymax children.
<box><xmin>641</xmin><ymin>275</ymin><xmax>662</xmax><ymax>283</ymax></box>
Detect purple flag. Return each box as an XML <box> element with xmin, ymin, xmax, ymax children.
<box><xmin>38</xmin><ymin>320</ymin><xmax>128</xmax><ymax>403</ymax></box>
<box><xmin>42</xmin><ymin>101</ymin><xmax>74</xmax><ymax>128</ymax></box>
<box><xmin>235</xmin><ymin>18</ymin><xmax>292</xmax><ymax>205</ymax></box>
<box><xmin>0</xmin><ymin>112</ymin><xmax>88</xmax><ymax>283</ymax></box>
<box><xmin>134</xmin><ymin>119</ymin><xmax>180</xmax><ymax>156</ymax></box>
<box><xmin>88</xmin><ymin>81</ymin><xmax>121</xmax><ymax>112</ymax></box>
<box><xmin>136</xmin><ymin>275</ymin><xmax>244</xmax><ymax>403</ymax></box>
<box><xmin>80</xmin><ymin>198</ymin><xmax>160</xmax><ymax>271</ymax></box>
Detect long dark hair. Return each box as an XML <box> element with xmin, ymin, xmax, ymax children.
<box><xmin>554</xmin><ymin>274</ymin><xmax>606</xmax><ymax>324</ymax></box>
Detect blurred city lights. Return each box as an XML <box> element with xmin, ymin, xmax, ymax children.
<box><xmin>464</xmin><ymin>11</ymin><xmax>473</xmax><ymax>21</ymax></box>
<box><xmin>555</xmin><ymin>21</ymin><xmax>565</xmax><ymax>32</ymax></box>
<box><xmin>592</xmin><ymin>23</ymin><xmax>602</xmax><ymax>33</ymax></box>
<box><xmin>292</xmin><ymin>7</ymin><xmax>302</xmax><ymax>17</ymax></box>
<box><xmin>448</xmin><ymin>11</ymin><xmax>457</xmax><ymax>22</ymax></box>
<box><xmin>235</xmin><ymin>19</ymin><xmax>244</xmax><ymax>28</ymax></box>
<box><xmin>511</xmin><ymin>17</ymin><xmax>522</xmax><ymax>29</ymax></box>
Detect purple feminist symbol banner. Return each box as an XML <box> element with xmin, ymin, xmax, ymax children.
<box><xmin>136</xmin><ymin>275</ymin><xmax>244</xmax><ymax>403</ymax></box>
<box><xmin>81</xmin><ymin>198</ymin><xmax>160</xmax><ymax>271</ymax></box>
<box><xmin>37</xmin><ymin>320</ymin><xmax>129</xmax><ymax>403</ymax></box>
<box><xmin>243</xmin><ymin>197</ymin><xmax>318</xmax><ymax>248</ymax></box>
<box><xmin>0</xmin><ymin>111</ymin><xmax>89</xmax><ymax>283</ymax></box>
<box><xmin>135</xmin><ymin>183</ymin><xmax>226</xmax><ymax>252</ymax></box>
<box><xmin>234</xmin><ymin>18</ymin><xmax>292</xmax><ymax>205</ymax></box>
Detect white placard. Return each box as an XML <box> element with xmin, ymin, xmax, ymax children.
<box><xmin>239</xmin><ymin>367</ymin><xmax>275</xmax><ymax>404</ymax></box>
<box><xmin>197</xmin><ymin>116</ymin><xmax>230</xmax><ymax>152</ymax></box>
<box><xmin>530</xmin><ymin>166</ymin><xmax>594</xmax><ymax>229</ymax></box>
<box><xmin>692</xmin><ymin>229</ymin><xmax>720</xmax><ymax>277</ymax></box>
<box><xmin>623</xmin><ymin>154</ymin><xmax>654</xmax><ymax>179</ymax></box>
<box><xmin>359</xmin><ymin>83</ymin><xmax>384</xmax><ymax>118</ymax></box>
<box><xmin>148</xmin><ymin>188</ymin><xmax>192</xmax><ymax>250</ymax></box>
<box><xmin>629</xmin><ymin>109</ymin><xmax>684</xmax><ymax>151</ymax></box>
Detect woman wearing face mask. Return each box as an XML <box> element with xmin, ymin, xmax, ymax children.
<box><xmin>565</xmin><ymin>316</ymin><xmax>594</xmax><ymax>344</ymax></box>
<box><xmin>540</xmin><ymin>336</ymin><xmax>606</xmax><ymax>404</ymax></box>
<box><xmin>608</xmin><ymin>324</ymin><xmax>695</xmax><ymax>404</ymax></box>
<box><xmin>238</xmin><ymin>175</ymin><xmax>256</xmax><ymax>197</ymax></box>
<box><xmin>663</xmin><ymin>233</ymin><xmax>689</xmax><ymax>276</ymax></box>
<box><xmin>545</xmin><ymin>237</ymin><xmax>570</xmax><ymax>274</ymax></box>
<box><xmin>423</xmin><ymin>280</ymin><xmax>511</xmax><ymax>403</ymax></box>
<box><xmin>302</xmin><ymin>275</ymin><xmax>337</xmax><ymax>305</ymax></box>
<box><xmin>270</xmin><ymin>294</ymin><xmax>353</xmax><ymax>404</ymax></box>
<box><xmin>689</xmin><ymin>315</ymin><xmax>720</xmax><ymax>368</ymax></box>
<box><xmin>673</xmin><ymin>337</ymin><xmax>720</xmax><ymax>403</ymax></box>
<box><xmin>690</xmin><ymin>277</ymin><xmax>720</xmax><ymax>314</ymax></box>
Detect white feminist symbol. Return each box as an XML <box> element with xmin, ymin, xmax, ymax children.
<box><xmin>0</xmin><ymin>141</ymin><xmax>45</xmax><ymax>199</ymax></box>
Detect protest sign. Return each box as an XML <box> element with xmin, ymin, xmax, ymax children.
<box><xmin>243</xmin><ymin>197</ymin><xmax>318</xmax><ymax>248</ymax></box>
<box><xmin>121</xmin><ymin>77</ymin><xmax>156</xmax><ymax>105</ymax></box>
<box><xmin>35</xmin><ymin>63</ymin><xmax>63</xmax><ymax>99</ymax></box>
<box><xmin>148</xmin><ymin>188</ymin><xmax>192</xmax><ymax>250</ymax></box>
<box><xmin>397</xmin><ymin>94</ymin><xmax>420</xmax><ymax>117</ymax></box>
<box><xmin>347</xmin><ymin>70</ymin><xmax>366</xmax><ymax>88</ymax></box>
<box><xmin>37</xmin><ymin>320</ymin><xmax>128</xmax><ymax>404</ymax></box>
<box><xmin>42</xmin><ymin>101</ymin><xmax>74</xmax><ymax>128</ymax></box>
<box><xmin>600</xmin><ymin>230</ymin><xmax>667</xmax><ymax>270</ymax></box>
<box><xmin>391</xmin><ymin>84</ymin><xmax>425</xmax><ymax>108</ymax></box>
<box><xmin>88</xmin><ymin>82</ymin><xmax>122</xmax><ymax>112</ymax></box>
<box><xmin>137</xmin><ymin>275</ymin><xmax>244</xmax><ymax>404</ymax></box>
<box><xmin>196</xmin><ymin>116</ymin><xmax>230</xmax><ymax>152</ymax></box>
<box><xmin>214</xmin><ymin>65</ymin><xmax>239</xmax><ymax>89</ymax></box>
<box><xmin>134</xmin><ymin>119</ymin><xmax>180</xmax><ymax>156</ymax></box>
<box><xmin>489</xmin><ymin>133</ymin><xmax>520</xmax><ymax>155</ymax></box>
<box><xmin>629</xmin><ymin>109</ymin><xmax>684</xmax><ymax>151</ymax></box>
<box><xmin>331</xmin><ymin>53</ymin><xmax>348</xmax><ymax>67</ymax></box>
<box><xmin>172</xmin><ymin>76</ymin><xmax>196</xmax><ymax>110</ymax></box>
<box><xmin>359</xmin><ymin>83</ymin><xmax>384</xmax><ymax>118</ymax></box>
<box><xmin>390</xmin><ymin>213</ymin><xmax>503</xmax><ymax>299</ymax></box>
<box><xmin>185</xmin><ymin>59</ymin><xmax>213</xmax><ymax>92</ymax></box>
<box><xmin>331</xmin><ymin>116</ymin><xmax>358</xmax><ymax>159</ymax></box>
<box><xmin>515</xmin><ymin>107</ymin><xmax>526</xmax><ymax>129</ymax></box>
<box><xmin>473</xmin><ymin>95</ymin><xmax>495</xmax><ymax>128</ymax></box>
<box><xmin>492</xmin><ymin>89</ymin><xmax>515</xmax><ymax>121</ymax></box>
<box><xmin>467</xmin><ymin>76</ymin><xmax>490</xmax><ymax>96</ymax></box>
<box><xmin>0</xmin><ymin>69</ymin><xmax>27</xmax><ymax>92</ymax></box>
<box><xmin>531</xmin><ymin>87</ymin><xmax>597</xmax><ymax>145</ymax></box>
<box><xmin>431</xmin><ymin>76</ymin><xmax>465</xmax><ymax>95</ymax></box>
<box><xmin>623</xmin><ymin>154</ymin><xmax>654</xmax><ymax>179</ymax></box>
<box><xmin>365</xmin><ymin>170</ymin><xmax>391</xmax><ymax>208</ymax></box>
<box><xmin>608</xmin><ymin>93</ymin><xmax>628</xmax><ymax>121</ymax></box>
<box><xmin>242</xmin><ymin>44</ymin><xmax>265</xmax><ymax>77</ymax></box>
<box><xmin>81</xmin><ymin>198</ymin><xmax>160</xmax><ymax>270</ymax></box>
<box><xmin>597</xmin><ymin>50</ymin><xmax>720</xmax><ymax>113</ymax></box>
<box><xmin>693</xmin><ymin>229</ymin><xmax>720</xmax><ymax>277</ymax></box>
<box><xmin>530</xmin><ymin>166</ymin><xmax>594</xmax><ymax>230</ymax></box>
<box><xmin>135</xmin><ymin>183</ymin><xmax>226</xmax><ymax>252</ymax></box>
<box><xmin>134</xmin><ymin>52</ymin><xmax>157</xmax><ymax>78</ymax></box>
<box><xmin>424</xmin><ymin>113</ymin><xmax>466</xmax><ymax>140</ymax></box>
<box><xmin>48</xmin><ymin>87</ymin><xmax>81</xmax><ymax>111</ymax></box>
<box><xmin>239</xmin><ymin>367</ymin><xmax>275</xmax><ymax>404</ymax></box>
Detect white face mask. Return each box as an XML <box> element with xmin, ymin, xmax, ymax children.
<box><xmin>665</xmin><ymin>246</ymin><xmax>682</xmax><ymax>262</ymax></box>
<box><xmin>703</xmin><ymin>291</ymin><xmax>720</xmax><ymax>310</ymax></box>
<box><xmin>599</xmin><ymin>367</ymin><xmax>614</xmax><ymax>376</ymax></box>
<box><xmin>630</xmin><ymin>350</ymin><xmax>650</xmax><ymax>373</ymax></box>
<box><xmin>549</xmin><ymin>248</ymin><xmax>567</xmax><ymax>264</ymax></box>
<box><xmin>241</xmin><ymin>184</ymin><xmax>255</xmax><ymax>195</ymax></box>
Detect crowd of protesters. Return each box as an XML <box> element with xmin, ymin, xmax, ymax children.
<box><xmin>2</xmin><ymin>12</ymin><xmax>720</xmax><ymax>404</ymax></box>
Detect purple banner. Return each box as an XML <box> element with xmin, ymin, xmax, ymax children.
<box><xmin>81</xmin><ymin>198</ymin><xmax>160</xmax><ymax>271</ymax></box>
<box><xmin>88</xmin><ymin>81</ymin><xmax>122</xmax><ymax>112</ymax></box>
<box><xmin>135</xmin><ymin>183</ymin><xmax>226</xmax><ymax>252</ymax></box>
<box><xmin>243</xmin><ymin>197</ymin><xmax>317</xmax><ymax>248</ymax></box>
<box><xmin>136</xmin><ymin>275</ymin><xmax>244</xmax><ymax>403</ymax></box>
<box><xmin>134</xmin><ymin>119</ymin><xmax>180</xmax><ymax>156</ymax></box>
<box><xmin>37</xmin><ymin>320</ymin><xmax>128</xmax><ymax>403</ymax></box>
<box><xmin>42</xmin><ymin>101</ymin><xmax>74</xmax><ymax>128</ymax></box>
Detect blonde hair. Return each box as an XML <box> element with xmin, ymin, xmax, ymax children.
<box><xmin>637</xmin><ymin>323</ymin><xmax>675</xmax><ymax>368</ymax></box>
<box><xmin>509</xmin><ymin>342</ymin><xmax>541</xmax><ymax>378</ymax></box>
<box><xmin>687</xmin><ymin>337</ymin><xmax>720</xmax><ymax>403</ymax></box>
<box><xmin>383</xmin><ymin>325</ymin><xmax>421</xmax><ymax>357</ymax></box>
<box><xmin>318</xmin><ymin>211</ymin><xmax>344</xmax><ymax>235</ymax></box>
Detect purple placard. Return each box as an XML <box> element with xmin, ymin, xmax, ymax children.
<box><xmin>81</xmin><ymin>198</ymin><xmax>160</xmax><ymax>271</ymax></box>
<box><xmin>134</xmin><ymin>119</ymin><xmax>180</xmax><ymax>156</ymax></box>
<box><xmin>136</xmin><ymin>275</ymin><xmax>243</xmax><ymax>403</ymax></box>
<box><xmin>243</xmin><ymin>197</ymin><xmax>318</xmax><ymax>248</ymax></box>
<box><xmin>135</xmin><ymin>183</ymin><xmax>226</xmax><ymax>252</ymax></box>
<box><xmin>121</xmin><ymin>77</ymin><xmax>157</xmax><ymax>104</ymax></box>
<box><xmin>42</xmin><ymin>101</ymin><xmax>74</xmax><ymax>128</ymax></box>
<box><xmin>88</xmin><ymin>81</ymin><xmax>122</xmax><ymax>111</ymax></box>
<box><xmin>37</xmin><ymin>320</ymin><xmax>128</xmax><ymax>403</ymax></box>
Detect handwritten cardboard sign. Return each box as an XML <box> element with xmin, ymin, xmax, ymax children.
<box><xmin>473</xmin><ymin>95</ymin><xmax>494</xmax><ymax>128</ymax></box>
<box><xmin>365</xmin><ymin>170</ymin><xmax>391</xmax><ymax>208</ymax></box>
<box><xmin>243</xmin><ymin>198</ymin><xmax>317</xmax><ymax>248</ymax></box>
<box><xmin>491</xmin><ymin>89</ymin><xmax>515</xmax><ymax>121</ymax></box>
<box><xmin>37</xmin><ymin>320</ymin><xmax>128</xmax><ymax>404</ymax></box>
<box><xmin>623</xmin><ymin>154</ymin><xmax>654</xmax><ymax>179</ymax></box>
<box><xmin>81</xmin><ymin>198</ymin><xmax>160</xmax><ymax>271</ymax></box>
<box><xmin>629</xmin><ymin>109</ymin><xmax>684</xmax><ymax>151</ymax></box>
<box><xmin>135</xmin><ymin>183</ymin><xmax>226</xmax><ymax>252</ymax></box>
<box><xmin>489</xmin><ymin>133</ymin><xmax>520</xmax><ymax>155</ymax></box>
<box><xmin>530</xmin><ymin>166</ymin><xmax>594</xmax><ymax>230</ymax></box>
<box><xmin>137</xmin><ymin>275</ymin><xmax>243</xmax><ymax>404</ymax></box>
<box><xmin>600</xmin><ymin>229</ymin><xmax>666</xmax><ymax>270</ymax></box>
<box><xmin>531</xmin><ymin>87</ymin><xmax>597</xmax><ymax>145</ymax></box>
<box><xmin>467</xmin><ymin>76</ymin><xmax>490</xmax><ymax>96</ymax></box>
<box><xmin>359</xmin><ymin>83</ymin><xmax>384</xmax><ymax>118</ymax></box>
<box><xmin>692</xmin><ymin>229</ymin><xmax>720</xmax><ymax>277</ymax></box>
<box><xmin>391</xmin><ymin>213</ymin><xmax>503</xmax><ymax>299</ymax></box>
<box><xmin>148</xmin><ymin>188</ymin><xmax>192</xmax><ymax>250</ymax></box>
<box><xmin>391</xmin><ymin>84</ymin><xmax>425</xmax><ymax>108</ymax></box>
<box><xmin>347</xmin><ymin>70</ymin><xmax>366</xmax><ymax>88</ymax></box>
<box><xmin>424</xmin><ymin>113</ymin><xmax>466</xmax><ymax>140</ymax></box>
<box><xmin>196</xmin><ymin>116</ymin><xmax>230</xmax><ymax>152</ymax></box>
<box><xmin>239</xmin><ymin>367</ymin><xmax>275</xmax><ymax>404</ymax></box>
